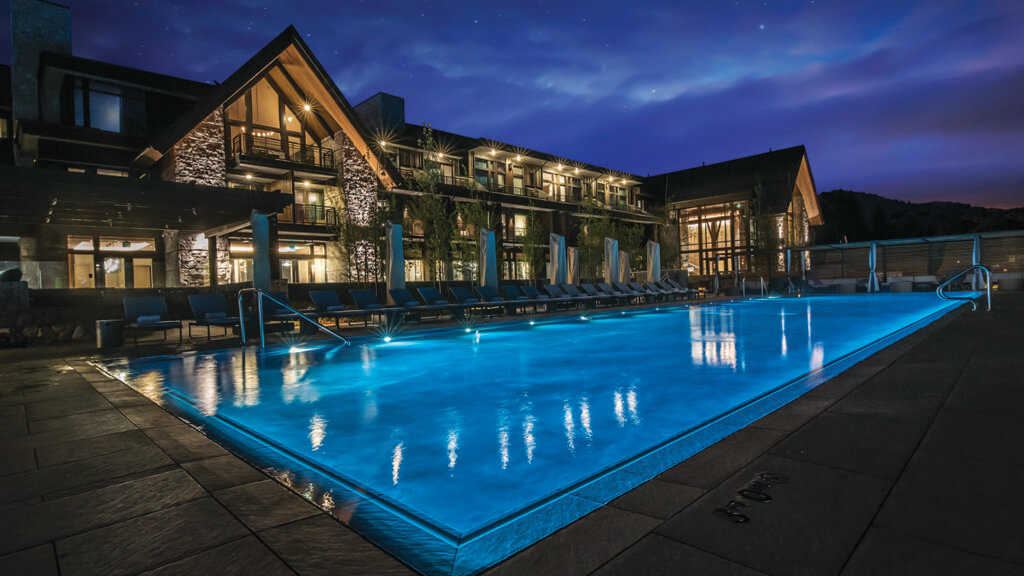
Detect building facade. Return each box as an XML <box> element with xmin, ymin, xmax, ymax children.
<box><xmin>0</xmin><ymin>0</ymin><xmax>821</xmax><ymax>291</ymax></box>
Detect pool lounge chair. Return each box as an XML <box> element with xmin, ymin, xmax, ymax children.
<box><xmin>123</xmin><ymin>296</ymin><xmax>182</xmax><ymax>345</ymax></box>
<box><xmin>187</xmin><ymin>293</ymin><xmax>241</xmax><ymax>340</ymax></box>
<box><xmin>501</xmin><ymin>285</ymin><xmax>546</xmax><ymax>313</ymax></box>
<box><xmin>560</xmin><ymin>284</ymin><xmax>599</xmax><ymax>308</ymax></box>
<box><xmin>449</xmin><ymin>286</ymin><xmax>503</xmax><ymax>314</ymax></box>
<box><xmin>613</xmin><ymin>282</ymin><xmax>649</xmax><ymax>304</ymax></box>
<box><xmin>473</xmin><ymin>285</ymin><xmax>506</xmax><ymax>303</ymax></box>
<box><xmin>519</xmin><ymin>285</ymin><xmax>551</xmax><ymax>303</ymax></box>
<box><xmin>349</xmin><ymin>289</ymin><xmax>407</xmax><ymax>324</ymax></box>
<box><xmin>653</xmin><ymin>280</ymin><xmax>686</xmax><ymax>300</ymax></box>
<box><xmin>596</xmin><ymin>283</ymin><xmax>627</xmax><ymax>303</ymax></box>
<box><xmin>308</xmin><ymin>290</ymin><xmax>372</xmax><ymax>328</ymax></box>
<box><xmin>417</xmin><ymin>286</ymin><xmax>470</xmax><ymax>319</ymax></box>
<box><xmin>541</xmin><ymin>284</ymin><xmax>581</xmax><ymax>309</ymax></box>
<box><xmin>389</xmin><ymin>288</ymin><xmax>451</xmax><ymax>320</ymax></box>
<box><xmin>580</xmin><ymin>283</ymin><xmax>621</xmax><ymax>306</ymax></box>
<box><xmin>665</xmin><ymin>278</ymin><xmax>696</xmax><ymax>299</ymax></box>
<box><xmin>630</xmin><ymin>281</ymin><xmax>666</xmax><ymax>302</ymax></box>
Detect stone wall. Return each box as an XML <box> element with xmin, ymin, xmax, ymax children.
<box><xmin>328</xmin><ymin>130</ymin><xmax>383</xmax><ymax>281</ymax></box>
<box><xmin>163</xmin><ymin>231</ymin><xmax>212</xmax><ymax>288</ymax></box>
<box><xmin>172</xmin><ymin>109</ymin><xmax>226</xmax><ymax>187</ymax></box>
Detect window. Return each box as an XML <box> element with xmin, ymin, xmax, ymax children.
<box><xmin>70</xmin><ymin>78</ymin><xmax>126</xmax><ymax>133</ymax></box>
<box><xmin>0</xmin><ymin>118</ymin><xmax>8</xmax><ymax>139</ymax></box>
<box><xmin>96</xmin><ymin>169</ymin><xmax>129</xmax><ymax>178</ymax></box>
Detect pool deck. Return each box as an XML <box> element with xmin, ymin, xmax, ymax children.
<box><xmin>1</xmin><ymin>293</ymin><xmax>1022</xmax><ymax>575</ymax></box>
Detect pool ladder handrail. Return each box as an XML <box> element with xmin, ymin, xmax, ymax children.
<box><xmin>237</xmin><ymin>288</ymin><xmax>350</xmax><ymax>349</ymax></box>
<box><xmin>740</xmin><ymin>277</ymin><xmax>768</xmax><ymax>298</ymax></box>
<box><xmin>936</xmin><ymin>265</ymin><xmax>991</xmax><ymax>312</ymax></box>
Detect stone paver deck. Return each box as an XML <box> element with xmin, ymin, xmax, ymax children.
<box><xmin>1</xmin><ymin>294</ymin><xmax>1022</xmax><ymax>575</ymax></box>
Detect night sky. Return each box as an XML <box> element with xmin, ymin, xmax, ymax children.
<box><xmin>2</xmin><ymin>1</ymin><xmax>1022</xmax><ymax>208</ymax></box>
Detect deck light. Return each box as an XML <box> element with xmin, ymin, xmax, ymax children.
<box><xmin>465</xmin><ymin>327</ymin><xmax>472</xmax><ymax>333</ymax></box>
<box><xmin>383</xmin><ymin>336</ymin><xmax>392</xmax><ymax>343</ymax></box>
<box><xmin>529</xmin><ymin>320</ymin><xmax>535</xmax><ymax>326</ymax></box>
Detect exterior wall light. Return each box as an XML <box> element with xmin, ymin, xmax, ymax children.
<box><xmin>303</xmin><ymin>104</ymin><xmax>312</xmax><ymax>111</ymax></box>
<box><xmin>245</xmin><ymin>174</ymin><xmax>252</xmax><ymax>180</ymax></box>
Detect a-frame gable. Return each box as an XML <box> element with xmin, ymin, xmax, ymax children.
<box><xmin>135</xmin><ymin>26</ymin><xmax>398</xmax><ymax>189</ymax></box>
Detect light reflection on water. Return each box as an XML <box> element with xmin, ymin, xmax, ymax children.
<box><xmin>103</xmin><ymin>294</ymin><xmax>955</xmax><ymax>536</ymax></box>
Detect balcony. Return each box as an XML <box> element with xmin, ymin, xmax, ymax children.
<box><xmin>399</xmin><ymin>168</ymin><xmax>650</xmax><ymax>216</ymax></box>
<box><xmin>232</xmin><ymin>134</ymin><xmax>335</xmax><ymax>170</ymax></box>
<box><xmin>503</xmin><ymin>227</ymin><xmax>527</xmax><ymax>242</ymax></box>
<box><xmin>280</xmin><ymin>203</ymin><xmax>338</xmax><ymax>227</ymax></box>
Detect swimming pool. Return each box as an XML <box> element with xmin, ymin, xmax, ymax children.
<box><xmin>97</xmin><ymin>293</ymin><xmax>964</xmax><ymax>575</ymax></box>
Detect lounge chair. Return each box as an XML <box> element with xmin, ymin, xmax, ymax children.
<box><xmin>581</xmin><ymin>283</ymin><xmax>621</xmax><ymax>306</ymax></box>
<box><xmin>501</xmin><ymin>285</ymin><xmax>546</xmax><ymax>313</ymax></box>
<box><xmin>541</xmin><ymin>283</ymin><xmax>580</xmax><ymax>309</ymax></box>
<box><xmin>613</xmin><ymin>281</ymin><xmax>648</xmax><ymax>304</ymax></box>
<box><xmin>638</xmin><ymin>281</ymin><xmax>672</xmax><ymax>301</ymax></box>
<box><xmin>389</xmin><ymin>288</ymin><xmax>450</xmax><ymax>320</ymax></box>
<box><xmin>630</xmin><ymin>281</ymin><xmax>665</xmax><ymax>301</ymax></box>
<box><xmin>596</xmin><ymin>283</ymin><xmax>625</xmax><ymax>303</ymax></box>
<box><xmin>560</xmin><ymin>284</ymin><xmax>598</xmax><ymax>307</ymax></box>
<box><xmin>654</xmin><ymin>280</ymin><xmax>686</xmax><ymax>300</ymax></box>
<box><xmin>501</xmin><ymin>285</ymin><xmax>531</xmax><ymax>301</ymax></box>
<box><xmin>349</xmin><ymin>289</ymin><xmax>406</xmax><ymax>324</ymax></box>
<box><xmin>187</xmin><ymin>293</ymin><xmax>241</xmax><ymax>340</ymax></box>
<box><xmin>520</xmin><ymin>285</ymin><xmax>551</xmax><ymax>302</ymax></box>
<box><xmin>474</xmin><ymin>285</ymin><xmax>506</xmax><ymax>303</ymax></box>
<box><xmin>665</xmin><ymin>278</ymin><xmax>695</xmax><ymax>299</ymax></box>
<box><xmin>308</xmin><ymin>290</ymin><xmax>370</xmax><ymax>328</ymax></box>
<box><xmin>123</xmin><ymin>296</ymin><xmax>182</xmax><ymax>345</ymax></box>
<box><xmin>450</xmin><ymin>286</ymin><xmax>502</xmax><ymax>315</ymax></box>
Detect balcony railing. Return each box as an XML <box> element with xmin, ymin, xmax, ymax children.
<box><xmin>281</xmin><ymin>203</ymin><xmax>337</xmax><ymax>226</ymax></box>
<box><xmin>399</xmin><ymin>168</ymin><xmax>649</xmax><ymax>215</ymax></box>
<box><xmin>232</xmin><ymin>134</ymin><xmax>335</xmax><ymax>169</ymax></box>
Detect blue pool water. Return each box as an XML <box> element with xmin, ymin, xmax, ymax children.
<box><xmin>98</xmin><ymin>294</ymin><xmax>963</xmax><ymax>575</ymax></box>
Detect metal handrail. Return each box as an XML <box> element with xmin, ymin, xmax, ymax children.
<box><xmin>760</xmin><ymin>277</ymin><xmax>768</xmax><ymax>297</ymax></box>
<box><xmin>237</xmin><ymin>288</ymin><xmax>350</xmax><ymax>349</ymax></box>
<box><xmin>937</xmin><ymin>265</ymin><xmax>991</xmax><ymax>311</ymax></box>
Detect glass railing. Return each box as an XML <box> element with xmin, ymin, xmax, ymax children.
<box><xmin>232</xmin><ymin>134</ymin><xmax>335</xmax><ymax>169</ymax></box>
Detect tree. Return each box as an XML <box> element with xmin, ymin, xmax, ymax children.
<box><xmin>455</xmin><ymin>196</ymin><xmax>497</xmax><ymax>282</ymax></box>
<box><xmin>616</xmin><ymin>222</ymin><xmax>645</xmax><ymax>278</ymax></box>
<box><xmin>575</xmin><ymin>204</ymin><xmax>616</xmax><ymax>280</ymax></box>
<box><xmin>520</xmin><ymin>208</ymin><xmax>547</xmax><ymax>280</ymax></box>
<box><xmin>405</xmin><ymin>123</ymin><xmax>456</xmax><ymax>286</ymax></box>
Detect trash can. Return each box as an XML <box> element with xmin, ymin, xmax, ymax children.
<box><xmin>96</xmin><ymin>319</ymin><xmax>124</xmax><ymax>349</ymax></box>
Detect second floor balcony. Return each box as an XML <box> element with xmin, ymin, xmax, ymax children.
<box><xmin>280</xmin><ymin>203</ymin><xmax>338</xmax><ymax>227</ymax></box>
<box><xmin>232</xmin><ymin>134</ymin><xmax>335</xmax><ymax>170</ymax></box>
<box><xmin>399</xmin><ymin>168</ymin><xmax>651</xmax><ymax>217</ymax></box>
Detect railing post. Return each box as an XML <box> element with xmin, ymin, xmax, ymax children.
<box><xmin>257</xmin><ymin>293</ymin><xmax>265</xmax><ymax>349</ymax></box>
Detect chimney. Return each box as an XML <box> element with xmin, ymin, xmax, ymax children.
<box><xmin>353</xmin><ymin>92</ymin><xmax>406</xmax><ymax>135</ymax></box>
<box><xmin>11</xmin><ymin>0</ymin><xmax>71</xmax><ymax>125</ymax></box>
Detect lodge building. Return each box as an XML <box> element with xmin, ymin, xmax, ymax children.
<box><xmin>0</xmin><ymin>0</ymin><xmax>822</xmax><ymax>291</ymax></box>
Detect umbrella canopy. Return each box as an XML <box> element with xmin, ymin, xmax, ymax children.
<box><xmin>972</xmin><ymin>234</ymin><xmax>983</xmax><ymax>290</ymax></box>
<box><xmin>646</xmin><ymin>241</ymin><xmax>661</xmax><ymax>282</ymax></box>
<box><xmin>250</xmin><ymin>211</ymin><xmax>271</xmax><ymax>292</ymax></box>
<box><xmin>549</xmin><ymin>233</ymin><xmax>567</xmax><ymax>285</ymax></box>
<box><xmin>619</xmin><ymin>251</ymin><xmax>631</xmax><ymax>283</ymax></box>
<box><xmin>868</xmin><ymin>242</ymin><xmax>880</xmax><ymax>293</ymax></box>
<box><xmin>567</xmin><ymin>246</ymin><xmax>579</xmax><ymax>285</ymax></box>
<box><xmin>603</xmin><ymin>238</ymin><xmax>619</xmax><ymax>284</ymax></box>
<box><xmin>386</xmin><ymin>221</ymin><xmax>405</xmax><ymax>303</ymax></box>
<box><xmin>479</xmin><ymin>228</ymin><xmax>498</xmax><ymax>289</ymax></box>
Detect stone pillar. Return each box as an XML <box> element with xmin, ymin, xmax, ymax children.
<box><xmin>208</xmin><ymin>235</ymin><xmax>219</xmax><ymax>287</ymax></box>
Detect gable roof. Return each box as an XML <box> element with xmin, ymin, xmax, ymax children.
<box><xmin>648</xmin><ymin>145</ymin><xmax>822</xmax><ymax>224</ymax></box>
<box><xmin>134</xmin><ymin>26</ymin><xmax>399</xmax><ymax>188</ymax></box>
